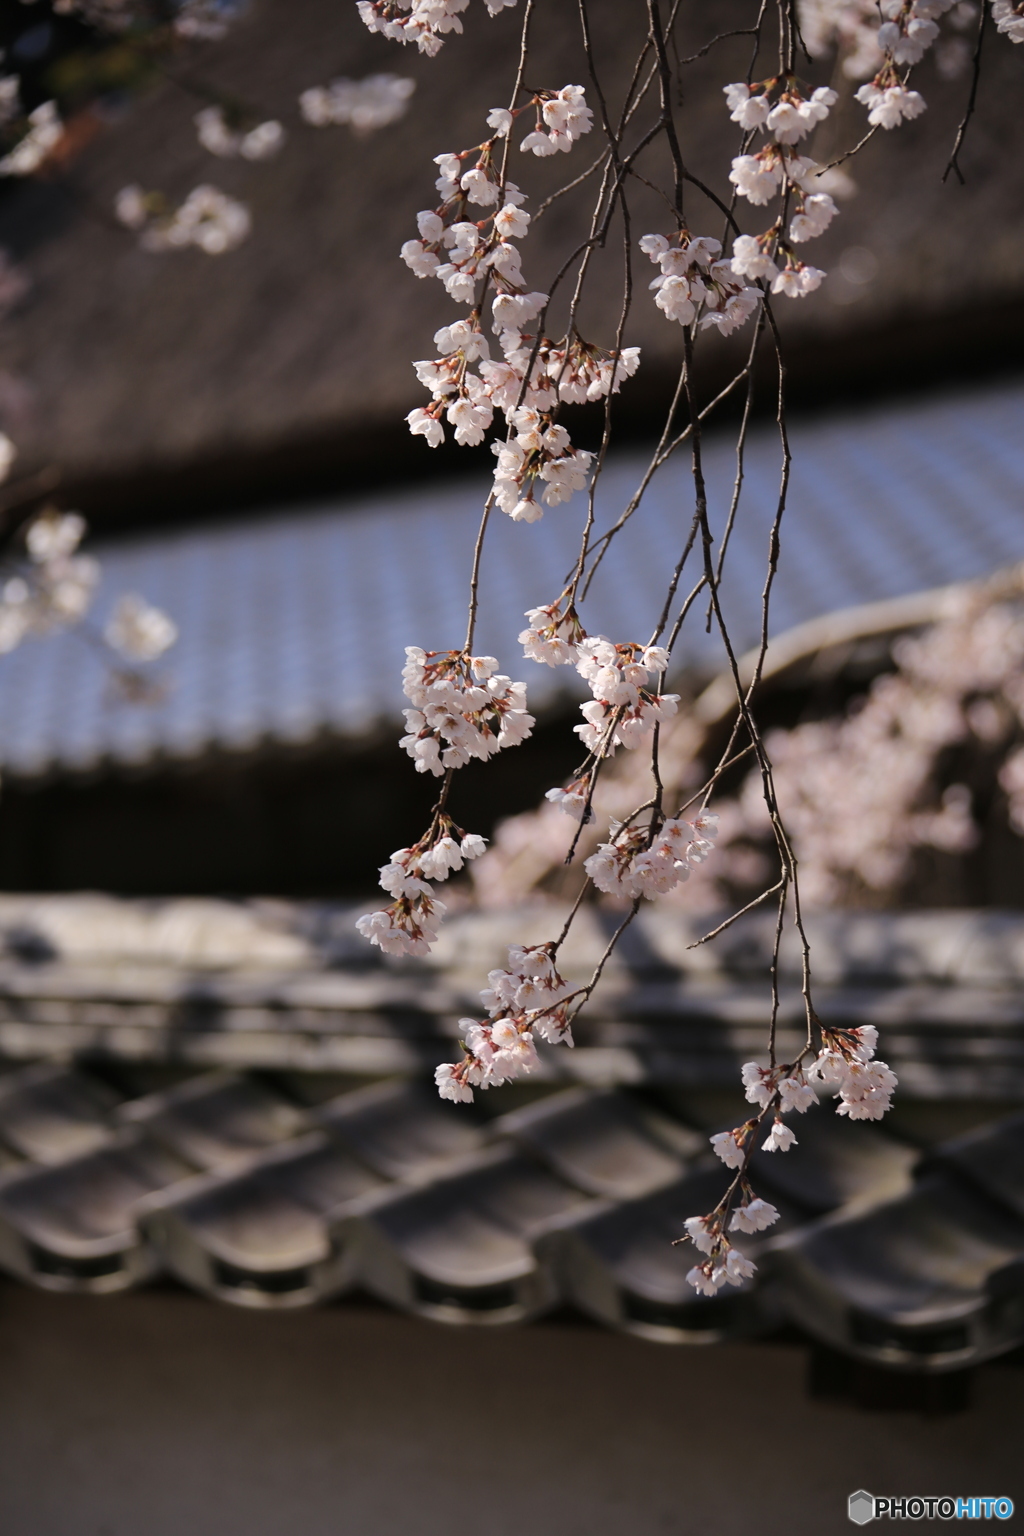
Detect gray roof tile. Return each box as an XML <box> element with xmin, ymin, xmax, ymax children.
<box><xmin>770</xmin><ymin>1172</ymin><xmax>1024</xmax><ymax>1371</ymax></box>
<box><xmin>0</xmin><ymin>1053</ymin><xmax>1016</xmax><ymax>1372</ymax></box>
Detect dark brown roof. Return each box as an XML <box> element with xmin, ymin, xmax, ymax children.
<box><xmin>1</xmin><ymin>0</ymin><xmax>1023</xmax><ymax>520</ymax></box>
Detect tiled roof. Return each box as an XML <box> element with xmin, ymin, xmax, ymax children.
<box><xmin>0</xmin><ymin>896</ymin><xmax>1023</xmax><ymax>1097</ymax></box>
<box><xmin>0</xmin><ymin>1058</ymin><xmax>1021</xmax><ymax>1374</ymax></box>
<box><xmin>1</xmin><ymin>382</ymin><xmax>1023</xmax><ymax>776</ymax></box>
<box><xmin>0</xmin><ymin>895</ymin><xmax>1020</xmax><ymax>1371</ymax></box>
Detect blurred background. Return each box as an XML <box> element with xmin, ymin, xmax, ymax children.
<box><xmin>0</xmin><ymin>0</ymin><xmax>1022</xmax><ymax>1531</ymax></box>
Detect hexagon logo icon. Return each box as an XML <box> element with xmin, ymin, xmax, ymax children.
<box><xmin>848</xmin><ymin>1490</ymin><xmax>875</xmax><ymax>1525</ymax></box>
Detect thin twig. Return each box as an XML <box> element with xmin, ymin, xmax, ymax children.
<box><xmin>687</xmin><ymin>877</ymin><xmax>785</xmax><ymax>948</ymax></box>
<box><xmin>943</xmin><ymin>1</ymin><xmax>987</xmax><ymax>186</ymax></box>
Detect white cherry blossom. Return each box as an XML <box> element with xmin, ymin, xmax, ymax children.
<box><xmin>762</xmin><ymin>1119</ymin><xmax>798</xmax><ymax>1153</ymax></box>
<box><xmin>0</xmin><ymin>102</ymin><xmax>61</xmax><ymax>176</ymax></box>
<box><xmin>730</xmin><ymin>1198</ymin><xmax>780</xmax><ymax>1233</ymax></box>
<box><xmin>104</xmin><ymin>595</ymin><xmax>178</xmax><ymax>662</ymax></box>
<box><xmin>772</xmin><ymin>262</ymin><xmax>825</xmax><ymax>298</ymax></box>
<box><xmin>993</xmin><ymin>0</ymin><xmax>1024</xmax><ymax>43</ymax></box>
<box><xmin>710</xmin><ymin>1129</ymin><xmax>748</xmax><ymax>1169</ymax></box>
<box><xmin>519</xmin><ymin>599</ymin><xmax>586</xmax><ymax>665</ymax></box>
<box><xmin>723</xmin><ymin>81</ymin><xmax>771</xmax><ymax>129</ymax></box>
<box><xmin>194</xmin><ymin>106</ymin><xmax>285</xmax><ymax>160</ymax></box>
<box><xmin>855</xmin><ymin>81</ymin><xmax>927</xmax><ymax>127</ymax></box>
<box><xmin>521</xmin><ymin>85</ymin><xmax>593</xmax><ymax>155</ymax></box>
<box><xmin>299</xmin><ymin>73</ymin><xmax>415</xmax><ymax>131</ymax></box>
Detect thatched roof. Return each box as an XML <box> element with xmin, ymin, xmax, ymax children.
<box><xmin>0</xmin><ymin>0</ymin><xmax>1022</xmax><ymax>522</ymax></box>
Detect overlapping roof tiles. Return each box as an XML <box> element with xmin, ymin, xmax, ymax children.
<box><xmin>0</xmin><ymin>1058</ymin><xmax>1022</xmax><ymax>1374</ymax></box>
<box><xmin>0</xmin><ymin>894</ymin><xmax>1020</xmax><ymax>1373</ymax></box>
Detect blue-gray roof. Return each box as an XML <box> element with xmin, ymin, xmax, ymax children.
<box><xmin>0</xmin><ymin>380</ymin><xmax>1022</xmax><ymax>776</ymax></box>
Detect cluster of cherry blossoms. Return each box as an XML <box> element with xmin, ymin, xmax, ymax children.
<box><xmin>681</xmin><ymin>1197</ymin><xmax>774</xmax><ymax>1296</ymax></box>
<box><xmin>685</xmin><ymin>1024</ymin><xmax>895</xmax><ymax>1294</ymax></box>
<box><xmin>722</xmin><ymin>77</ymin><xmax>842</xmax><ymax>299</ymax></box>
<box><xmin>573</xmin><ymin>637</ymin><xmax>678</xmax><ymax>754</ymax></box>
<box><xmin>354</xmin><ymin>648</ymin><xmax>532</xmax><ymax>956</ymax></box>
<box><xmin>993</xmin><ymin>0</ymin><xmax>1024</xmax><ymax>45</ymax></box>
<box><xmin>728</xmin><ymin>580</ymin><xmax>1024</xmax><ymax>905</ymax></box>
<box><xmin>299</xmin><ymin>73</ymin><xmax>416</xmax><ymax>132</ymax></box>
<box><xmin>401</xmin><ymin>94</ymin><xmax>631</xmax><ymax>520</ymax></box>
<box><xmin>517</xmin><ymin>608</ymin><xmax>684</xmax><ymax>822</ymax></box>
<box><xmin>640</xmin><ymin>231</ymin><xmax>763</xmax><ymax>338</ymax></box>
<box><xmin>854</xmin><ymin>1</ymin><xmax>957</xmax><ymax>126</ymax></box>
<box><xmin>518</xmin><ymin>605</ymin><xmax>680</xmax><ymax>755</ymax></box>
<box><xmin>110</xmin><ymin>61</ymin><xmax>415</xmax><ymax>259</ymax></box>
<box><xmin>115</xmin><ymin>184</ymin><xmax>251</xmax><ymax>255</ymax></box>
<box><xmin>798</xmin><ymin>0</ymin><xmax>984</xmax><ymax>84</ymax></box>
<box><xmin>194</xmin><ymin>106</ymin><xmax>285</xmax><ymax>161</ymax></box>
<box><xmin>0</xmin><ymin>511</ymin><xmax>98</xmax><ymax>655</ymax></box>
<box><xmin>399</xmin><ymin>645</ymin><xmax>534</xmax><ymax>775</ymax></box>
<box><xmin>103</xmin><ymin>594</ymin><xmax>179</xmax><ymax>663</ymax></box>
<box><xmin>435</xmin><ymin>943</ymin><xmax>575</xmax><ymax>1101</ymax></box>
<box><xmin>741</xmin><ymin>1026</ymin><xmax>897</xmax><ymax>1127</ymax></box>
<box><xmin>0</xmin><ymin>101</ymin><xmax>62</xmax><ymax>177</ymax></box>
<box><xmin>0</xmin><ymin>508</ymin><xmax>176</xmax><ymax>668</ymax></box>
<box><xmin>802</xmin><ymin>0</ymin><xmax>1005</xmax><ymax>126</ymax></box>
<box><xmin>491</xmin><ymin>413</ymin><xmax>595</xmax><ymax>520</ymax></box>
<box><xmin>356</xmin><ymin>817</ymin><xmax>488</xmax><ymax>957</ymax></box>
<box><xmin>357</xmin><ymin>0</ymin><xmax>518</xmax><ymax>56</ymax></box>
<box><xmin>518</xmin><ymin>599</ymin><xmax>587</xmax><ymax>666</ymax></box>
<box><xmin>584</xmin><ymin>811</ymin><xmax>719</xmax><ymax>900</ymax></box>
<box><xmin>515</xmin><ymin>83</ymin><xmax>594</xmax><ymax>155</ymax></box>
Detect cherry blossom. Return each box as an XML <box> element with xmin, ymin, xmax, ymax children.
<box><xmin>762</xmin><ymin>1118</ymin><xmax>798</xmax><ymax>1153</ymax></box>
<box><xmin>299</xmin><ymin>73</ymin><xmax>415</xmax><ymax>131</ymax></box>
<box><xmin>491</xmin><ymin>417</ymin><xmax>594</xmax><ymax>519</ymax></box>
<box><xmin>520</xmin><ymin>85</ymin><xmax>593</xmax><ymax>154</ymax></box>
<box><xmin>729</xmin><ymin>1197</ymin><xmax>780</xmax><ymax>1233</ymax></box>
<box><xmin>789</xmin><ymin>192</ymin><xmax>838</xmax><ymax>243</ymax></box>
<box><xmin>685</xmin><ymin>1229</ymin><xmax>758</xmax><ymax>1294</ymax></box>
<box><xmin>641</xmin><ymin>230</ymin><xmax>762</xmax><ymax>335</ymax></box>
<box><xmin>0</xmin><ymin>102</ymin><xmax>62</xmax><ymax>176</ymax></box>
<box><xmin>855</xmin><ymin>81</ymin><xmax>927</xmax><ymax>127</ymax></box>
<box><xmin>573</xmin><ymin>637</ymin><xmax>680</xmax><ymax>756</ymax></box>
<box><xmin>544</xmin><ymin>776</ymin><xmax>595</xmax><ymax>823</ymax></box>
<box><xmin>710</xmin><ymin>1128</ymin><xmax>749</xmax><ymax>1170</ymax></box>
<box><xmin>771</xmin><ymin>261</ymin><xmax>825</xmax><ymax>298</ymax></box>
<box><xmin>808</xmin><ymin>1027</ymin><xmax>898</xmax><ymax>1120</ymax></box>
<box><xmin>194</xmin><ymin>106</ymin><xmax>285</xmax><ymax>160</ymax></box>
<box><xmin>358</xmin><ymin>0</ymin><xmax>518</xmax><ymax>55</ymax></box>
<box><xmin>519</xmin><ymin>599</ymin><xmax>587</xmax><ymax>666</ymax></box>
<box><xmin>400</xmin><ymin>646</ymin><xmax>534</xmax><ymax>774</ymax></box>
<box><xmin>358</xmin><ymin>817</ymin><xmax>488</xmax><ymax>960</ymax></box>
<box><xmin>397</xmin><ymin>98</ymin><xmax>635</xmax><ymax>494</ymax></box>
<box><xmin>116</xmin><ymin>185</ymin><xmax>251</xmax><ymax>254</ymax></box>
<box><xmin>434</xmin><ymin>943</ymin><xmax>576</xmax><ymax>1099</ymax></box>
<box><xmin>104</xmin><ymin>595</ymin><xmax>178</xmax><ymax>662</ymax></box>
<box><xmin>993</xmin><ymin>0</ymin><xmax>1024</xmax><ymax>44</ymax></box>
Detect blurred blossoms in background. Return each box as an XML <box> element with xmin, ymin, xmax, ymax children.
<box><xmin>103</xmin><ymin>594</ymin><xmax>178</xmax><ymax>662</ymax></box>
<box><xmin>300</xmin><ymin>73</ymin><xmax>416</xmax><ymax>131</ymax></box>
<box><xmin>194</xmin><ymin>106</ymin><xmax>286</xmax><ymax>160</ymax></box>
<box><xmin>115</xmin><ymin>184</ymin><xmax>252</xmax><ymax>253</ymax></box>
<box><xmin>0</xmin><ymin>447</ymin><xmax>176</xmax><ymax>674</ymax></box>
<box><xmin>0</xmin><ymin>102</ymin><xmax>63</xmax><ymax>177</ymax></box>
<box><xmin>471</xmin><ymin>571</ymin><xmax>1024</xmax><ymax>914</ymax></box>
